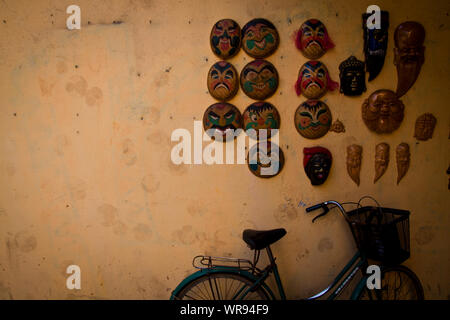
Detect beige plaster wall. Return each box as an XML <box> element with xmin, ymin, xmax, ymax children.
<box><xmin>0</xmin><ymin>0</ymin><xmax>448</xmax><ymax>299</ymax></box>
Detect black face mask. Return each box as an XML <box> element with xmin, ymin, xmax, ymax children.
<box><xmin>362</xmin><ymin>11</ymin><xmax>389</xmax><ymax>81</ymax></box>
<box><xmin>339</xmin><ymin>56</ymin><xmax>366</xmax><ymax>96</ymax></box>
<box><xmin>305</xmin><ymin>153</ymin><xmax>332</xmax><ymax>185</ymax></box>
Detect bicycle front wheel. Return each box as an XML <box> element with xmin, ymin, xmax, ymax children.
<box><xmin>174</xmin><ymin>272</ymin><xmax>269</xmax><ymax>300</ymax></box>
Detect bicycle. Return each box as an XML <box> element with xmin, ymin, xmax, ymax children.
<box><xmin>170</xmin><ymin>197</ymin><xmax>424</xmax><ymax>300</ymax></box>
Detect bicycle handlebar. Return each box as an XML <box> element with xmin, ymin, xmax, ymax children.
<box><xmin>306</xmin><ymin>200</ymin><xmax>349</xmax><ymax>223</ymax></box>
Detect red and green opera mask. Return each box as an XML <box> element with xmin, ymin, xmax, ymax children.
<box><xmin>243</xmin><ymin>102</ymin><xmax>280</xmax><ymax>140</ymax></box>
<box><xmin>203</xmin><ymin>102</ymin><xmax>242</xmax><ymax>141</ymax></box>
<box><xmin>241</xmin><ymin>60</ymin><xmax>279</xmax><ymax>100</ymax></box>
<box><xmin>210</xmin><ymin>19</ymin><xmax>241</xmax><ymax>59</ymax></box>
<box><xmin>295</xmin><ymin>61</ymin><xmax>338</xmax><ymax>99</ymax></box>
<box><xmin>248</xmin><ymin>141</ymin><xmax>284</xmax><ymax>178</ymax></box>
<box><xmin>207</xmin><ymin>61</ymin><xmax>238</xmax><ymax>101</ymax></box>
<box><xmin>294</xmin><ymin>100</ymin><xmax>332</xmax><ymax>139</ymax></box>
<box><xmin>295</xmin><ymin>19</ymin><xmax>334</xmax><ymax>59</ymax></box>
<box><xmin>242</xmin><ymin>18</ymin><xmax>279</xmax><ymax>58</ymax></box>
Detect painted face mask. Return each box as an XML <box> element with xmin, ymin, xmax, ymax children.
<box><xmin>295</xmin><ymin>61</ymin><xmax>338</xmax><ymax>99</ymax></box>
<box><xmin>362</xmin><ymin>89</ymin><xmax>405</xmax><ymax>134</ymax></box>
<box><xmin>207</xmin><ymin>61</ymin><xmax>238</xmax><ymax>101</ymax></box>
<box><xmin>394</xmin><ymin>21</ymin><xmax>425</xmax><ymax>97</ymax></box>
<box><xmin>374</xmin><ymin>142</ymin><xmax>389</xmax><ymax>183</ymax></box>
<box><xmin>414</xmin><ymin>113</ymin><xmax>436</xmax><ymax>141</ymax></box>
<box><xmin>362</xmin><ymin>11</ymin><xmax>389</xmax><ymax>81</ymax></box>
<box><xmin>339</xmin><ymin>56</ymin><xmax>366</xmax><ymax>96</ymax></box>
<box><xmin>243</xmin><ymin>102</ymin><xmax>280</xmax><ymax>140</ymax></box>
<box><xmin>242</xmin><ymin>18</ymin><xmax>279</xmax><ymax>58</ymax></box>
<box><xmin>295</xmin><ymin>19</ymin><xmax>334</xmax><ymax>59</ymax></box>
<box><xmin>346</xmin><ymin>144</ymin><xmax>362</xmax><ymax>186</ymax></box>
<box><xmin>241</xmin><ymin>60</ymin><xmax>279</xmax><ymax>100</ymax></box>
<box><xmin>294</xmin><ymin>100</ymin><xmax>332</xmax><ymax>139</ymax></box>
<box><xmin>210</xmin><ymin>19</ymin><xmax>241</xmax><ymax>59</ymax></box>
<box><xmin>248</xmin><ymin>141</ymin><xmax>284</xmax><ymax>178</ymax></box>
<box><xmin>396</xmin><ymin>143</ymin><xmax>410</xmax><ymax>185</ymax></box>
<box><xmin>203</xmin><ymin>102</ymin><xmax>242</xmax><ymax>141</ymax></box>
<box><xmin>303</xmin><ymin>147</ymin><xmax>332</xmax><ymax>185</ymax></box>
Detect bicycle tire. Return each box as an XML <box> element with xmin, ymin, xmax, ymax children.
<box><xmin>174</xmin><ymin>272</ymin><xmax>270</xmax><ymax>300</ymax></box>
<box><xmin>359</xmin><ymin>265</ymin><xmax>424</xmax><ymax>300</ymax></box>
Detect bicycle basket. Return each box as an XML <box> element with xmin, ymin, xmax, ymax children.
<box><xmin>346</xmin><ymin>206</ymin><xmax>410</xmax><ymax>265</ymax></box>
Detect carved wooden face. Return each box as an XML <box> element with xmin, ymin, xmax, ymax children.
<box><xmin>203</xmin><ymin>103</ymin><xmax>242</xmax><ymax>141</ymax></box>
<box><xmin>414</xmin><ymin>113</ymin><xmax>436</xmax><ymax>141</ymax></box>
<box><xmin>396</xmin><ymin>143</ymin><xmax>410</xmax><ymax>185</ymax></box>
<box><xmin>241</xmin><ymin>60</ymin><xmax>278</xmax><ymax>100</ymax></box>
<box><xmin>346</xmin><ymin>144</ymin><xmax>362</xmax><ymax>186</ymax></box>
<box><xmin>295</xmin><ymin>61</ymin><xmax>337</xmax><ymax>99</ymax></box>
<box><xmin>248</xmin><ymin>141</ymin><xmax>284</xmax><ymax>178</ymax></box>
<box><xmin>303</xmin><ymin>147</ymin><xmax>332</xmax><ymax>185</ymax></box>
<box><xmin>210</xmin><ymin>19</ymin><xmax>241</xmax><ymax>59</ymax></box>
<box><xmin>294</xmin><ymin>100</ymin><xmax>331</xmax><ymax>139</ymax></box>
<box><xmin>363</xmin><ymin>11</ymin><xmax>389</xmax><ymax>81</ymax></box>
<box><xmin>329</xmin><ymin>119</ymin><xmax>345</xmax><ymax>133</ymax></box>
<box><xmin>339</xmin><ymin>56</ymin><xmax>366</xmax><ymax>96</ymax></box>
<box><xmin>296</xmin><ymin>19</ymin><xmax>334</xmax><ymax>59</ymax></box>
<box><xmin>243</xmin><ymin>102</ymin><xmax>280</xmax><ymax>140</ymax></box>
<box><xmin>362</xmin><ymin>89</ymin><xmax>405</xmax><ymax>134</ymax></box>
<box><xmin>242</xmin><ymin>19</ymin><xmax>279</xmax><ymax>58</ymax></box>
<box><xmin>374</xmin><ymin>143</ymin><xmax>390</xmax><ymax>183</ymax></box>
<box><xmin>207</xmin><ymin>61</ymin><xmax>238</xmax><ymax>101</ymax></box>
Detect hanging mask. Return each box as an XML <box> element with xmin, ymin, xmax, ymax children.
<box><xmin>207</xmin><ymin>61</ymin><xmax>239</xmax><ymax>101</ymax></box>
<box><xmin>248</xmin><ymin>141</ymin><xmax>284</xmax><ymax>178</ymax></box>
<box><xmin>210</xmin><ymin>19</ymin><xmax>241</xmax><ymax>59</ymax></box>
<box><xmin>339</xmin><ymin>56</ymin><xmax>366</xmax><ymax>96</ymax></box>
<box><xmin>394</xmin><ymin>21</ymin><xmax>425</xmax><ymax>97</ymax></box>
<box><xmin>329</xmin><ymin>119</ymin><xmax>345</xmax><ymax>133</ymax></box>
<box><xmin>242</xmin><ymin>18</ymin><xmax>279</xmax><ymax>58</ymax></box>
<box><xmin>362</xmin><ymin>89</ymin><xmax>405</xmax><ymax>134</ymax></box>
<box><xmin>362</xmin><ymin>11</ymin><xmax>389</xmax><ymax>81</ymax></box>
<box><xmin>294</xmin><ymin>100</ymin><xmax>332</xmax><ymax>139</ymax></box>
<box><xmin>295</xmin><ymin>61</ymin><xmax>338</xmax><ymax>99</ymax></box>
<box><xmin>295</xmin><ymin>19</ymin><xmax>334</xmax><ymax>60</ymax></box>
<box><xmin>414</xmin><ymin>113</ymin><xmax>436</xmax><ymax>141</ymax></box>
<box><xmin>243</xmin><ymin>102</ymin><xmax>280</xmax><ymax>140</ymax></box>
<box><xmin>203</xmin><ymin>102</ymin><xmax>242</xmax><ymax>141</ymax></box>
<box><xmin>374</xmin><ymin>142</ymin><xmax>389</xmax><ymax>183</ymax></box>
<box><xmin>346</xmin><ymin>144</ymin><xmax>362</xmax><ymax>186</ymax></box>
<box><xmin>303</xmin><ymin>147</ymin><xmax>332</xmax><ymax>185</ymax></box>
<box><xmin>241</xmin><ymin>60</ymin><xmax>279</xmax><ymax>100</ymax></box>
<box><xmin>396</xmin><ymin>143</ymin><xmax>410</xmax><ymax>185</ymax></box>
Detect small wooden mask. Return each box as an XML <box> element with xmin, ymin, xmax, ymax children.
<box><xmin>303</xmin><ymin>147</ymin><xmax>332</xmax><ymax>185</ymax></box>
<box><xmin>210</xmin><ymin>19</ymin><xmax>241</xmax><ymax>59</ymax></box>
<box><xmin>241</xmin><ymin>60</ymin><xmax>279</xmax><ymax>100</ymax></box>
<box><xmin>329</xmin><ymin>119</ymin><xmax>345</xmax><ymax>133</ymax></box>
<box><xmin>242</xmin><ymin>18</ymin><xmax>279</xmax><ymax>58</ymax></box>
<box><xmin>346</xmin><ymin>144</ymin><xmax>362</xmax><ymax>186</ymax></box>
<box><xmin>243</xmin><ymin>102</ymin><xmax>280</xmax><ymax>140</ymax></box>
<box><xmin>414</xmin><ymin>113</ymin><xmax>436</xmax><ymax>141</ymax></box>
<box><xmin>339</xmin><ymin>56</ymin><xmax>366</xmax><ymax>96</ymax></box>
<box><xmin>294</xmin><ymin>100</ymin><xmax>332</xmax><ymax>139</ymax></box>
<box><xmin>248</xmin><ymin>141</ymin><xmax>284</xmax><ymax>178</ymax></box>
<box><xmin>362</xmin><ymin>89</ymin><xmax>405</xmax><ymax>134</ymax></box>
<box><xmin>295</xmin><ymin>19</ymin><xmax>334</xmax><ymax>60</ymax></box>
<box><xmin>295</xmin><ymin>61</ymin><xmax>338</xmax><ymax>99</ymax></box>
<box><xmin>394</xmin><ymin>21</ymin><xmax>425</xmax><ymax>97</ymax></box>
<box><xmin>362</xmin><ymin>11</ymin><xmax>389</xmax><ymax>81</ymax></box>
<box><xmin>203</xmin><ymin>102</ymin><xmax>242</xmax><ymax>141</ymax></box>
<box><xmin>396</xmin><ymin>143</ymin><xmax>410</xmax><ymax>185</ymax></box>
<box><xmin>374</xmin><ymin>143</ymin><xmax>390</xmax><ymax>183</ymax></box>
<box><xmin>207</xmin><ymin>61</ymin><xmax>239</xmax><ymax>101</ymax></box>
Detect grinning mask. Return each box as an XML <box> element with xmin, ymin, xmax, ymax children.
<box><xmin>242</xmin><ymin>18</ymin><xmax>279</xmax><ymax>58</ymax></box>
<box><xmin>248</xmin><ymin>141</ymin><xmax>284</xmax><ymax>178</ymax></box>
<box><xmin>294</xmin><ymin>100</ymin><xmax>332</xmax><ymax>139</ymax></box>
<box><xmin>241</xmin><ymin>59</ymin><xmax>279</xmax><ymax>100</ymax></box>
<box><xmin>243</xmin><ymin>102</ymin><xmax>280</xmax><ymax>140</ymax></box>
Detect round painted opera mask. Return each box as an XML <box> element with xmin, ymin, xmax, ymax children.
<box><xmin>210</xmin><ymin>19</ymin><xmax>241</xmax><ymax>59</ymax></box>
<box><xmin>242</xmin><ymin>18</ymin><xmax>279</xmax><ymax>58</ymax></box>
<box><xmin>295</xmin><ymin>19</ymin><xmax>334</xmax><ymax>60</ymax></box>
<box><xmin>295</xmin><ymin>61</ymin><xmax>338</xmax><ymax>99</ymax></box>
<box><xmin>241</xmin><ymin>60</ymin><xmax>279</xmax><ymax>100</ymax></box>
<box><xmin>207</xmin><ymin>61</ymin><xmax>239</xmax><ymax>101</ymax></box>
<box><xmin>203</xmin><ymin>102</ymin><xmax>242</xmax><ymax>141</ymax></box>
<box><xmin>362</xmin><ymin>89</ymin><xmax>405</xmax><ymax>134</ymax></box>
<box><xmin>339</xmin><ymin>56</ymin><xmax>366</xmax><ymax>96</ymax></box>
<box><xmin>243</xmin><ymin>102</ymin><xmax>280</xmax><ymax>140</ymax></box>
<box><xmin>303</xmin><ymin>147</ymin><xmax>332</xmax><ymax>186</ymax></box>
<box><xmin>294</xmin><ymin>100</ymin><xmax>332</xmax><ymax>139</ymax></box>
<box><xmin>247</xmin><ymin>141</ymin><xmax>284</xmax><ymax>178</ymax></box>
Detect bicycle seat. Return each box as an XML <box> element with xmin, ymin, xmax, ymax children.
<box><xmin>242</xmin><ymin>228</ymin><xmax>287</xmax><ymax>250</ymax></box>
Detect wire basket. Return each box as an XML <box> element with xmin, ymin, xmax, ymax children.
<box><xmin>346</xmin><ymin>206</ymin><xmax>410</xmax><ymax>265</ymax></box>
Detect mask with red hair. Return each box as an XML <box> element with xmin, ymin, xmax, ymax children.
<box><xmin>295</xmin><ymin>61</ymin><xmax>339</xmax><ymax>99</ymax></box>
<box><xmin>303</xmin><ymin>147</ymin><xmax>332</xmax><ymax>185</ymax></box>
<box><xmin>295</xmin><ymin>19</ymin><xmax>334</xmax><ymax>59</ymax></box>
